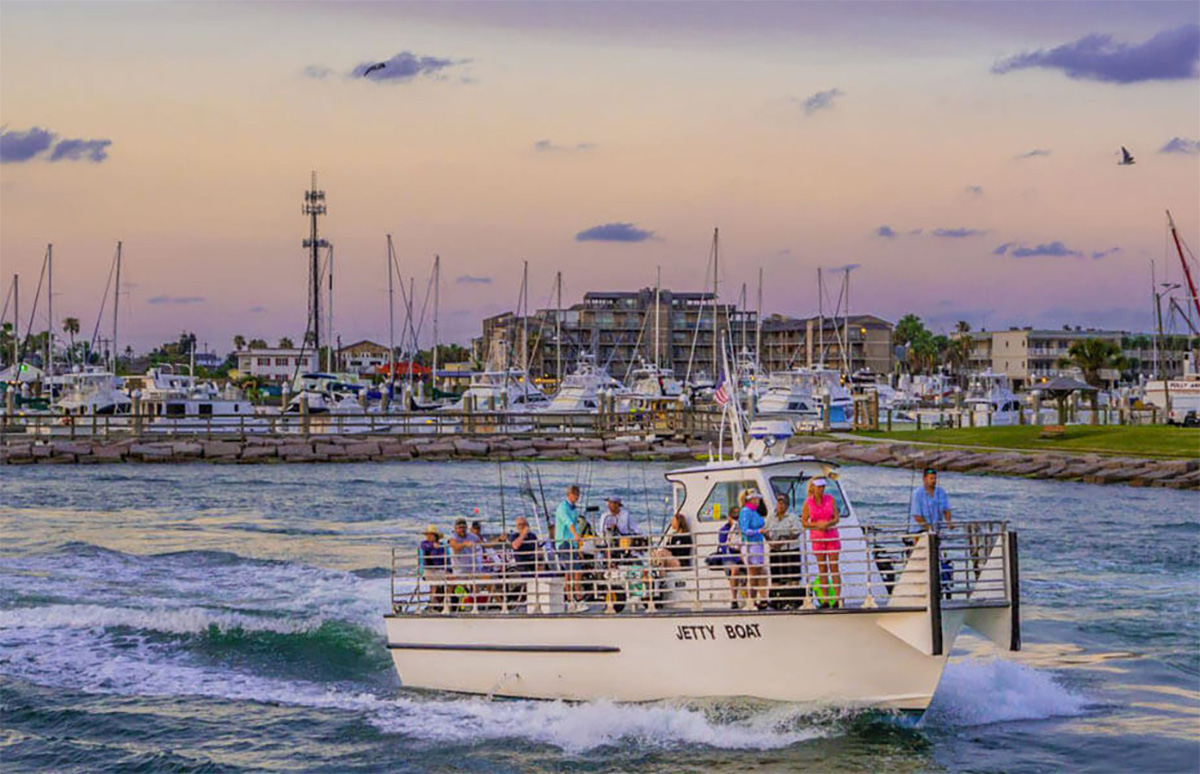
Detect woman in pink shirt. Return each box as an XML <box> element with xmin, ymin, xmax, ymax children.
<box><xmin>801</xmin><ymin>477</ymin><xmax>841</xmax><ymax>607</ymax></box>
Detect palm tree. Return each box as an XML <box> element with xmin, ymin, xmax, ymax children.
<box><xmin>1057</xmin><ymin>339</ymin><xmax>1127</xmax><ymax>421</ymax></box>
<box><xmin>61</xmin><ymin>317</ymin><xmax>80</xmax><ymax>366</ymax></box>
<box><xmin>954</xmin><ymin>320</ymin><xmax>971</xmax><ymax>334</ymax></box>
<box><xmin>233</xmin><ymin>334</ymin><xmax>246</xmax><ymax>351</ymax></box>
<box><xmin>278</xmin><ymin>337</ymin><xmax>294</xmax><ymax>349</ymax></box>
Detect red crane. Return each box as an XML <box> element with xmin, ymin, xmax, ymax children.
<box><xmin>1167</xmin><ymin>209</ymin><xmax>1200</xmax><ymax>321</ymax></box>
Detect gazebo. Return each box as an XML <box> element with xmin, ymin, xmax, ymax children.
<box><xmin>1038</xmin><ymin>376</ymin><xmax>1096</xmax><ymax>425</ymax></box>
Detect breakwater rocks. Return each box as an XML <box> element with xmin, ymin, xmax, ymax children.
<box><xmin>0</xmin><ymin>435</ymin><xmax>1196</xmax><ymax>489</ymax></box>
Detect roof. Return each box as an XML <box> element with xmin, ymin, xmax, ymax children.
<box><xmin>664</xmin><ymin>455</ymin><xmax>841</xmax><ymax>478</ymax></box>
<box><xmin>1038</xmin><ymin>376</ymin><xmax>1097</xmax><ymax>392</ymax></box>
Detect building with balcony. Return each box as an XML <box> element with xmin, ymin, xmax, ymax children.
<box><xmin>758</xmin><ymin>314</ymin><xmax>894</xmax><ymax>375</ymax></box>
<box><xmin>235</xmin><ymin>348</ymin><xmax>318</xmax><ymax>383</ymax></box>
<box><xmin>336</xmin><ymin>340</ymin><xmax>392</xmax><ymax>376</ymax></box>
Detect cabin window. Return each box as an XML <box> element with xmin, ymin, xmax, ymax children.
<box><xmin>199</xmin><ymin>404</ymin><xmax>213</xmax><ymax>416</ymax></box>
<box><xmin>165</xmin><ymin>404</ymin><xmax>186</xmax><ymax>417</ymax></box>
<box><xmin>696</xmin><ymin>479</ymin><xmax>759</xmax><ymax>522</ymax></box>
<box><xmin>770</xmin><ymin>475</ymin><xmax>849</xmax><ymax>516</ymax></box>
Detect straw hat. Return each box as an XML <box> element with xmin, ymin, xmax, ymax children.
<box><xmin>422</xmin><ymin>524</ymin><xmax>442</xmax><ymax>539</ymax></box>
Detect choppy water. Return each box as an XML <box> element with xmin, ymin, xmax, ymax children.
<box><xmin>1</xmin><ymin>462</ymin><xmax>1196</xmax><ymax>773</ymax></box>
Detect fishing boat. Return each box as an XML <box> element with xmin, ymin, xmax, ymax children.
<box><xmin>133</xmin><ymin>367</ymin><xmax>266</xmax><ymax>435</ymax></box>
<box><xmin>757</xmin><ymin>366</ymin><xmax>854</xmax><ymax>430</ymax></box>
<box><xmin>964</xmin><ymin>371</ymin><xmax>1022</xmax><ymax>426</ymax></box>
<box><xmin>541</xmin><ymin>354</ymin><xmax>627</xmax><ymax>414</ymax></box>
<box><xmin>384</xmin><ymin>414</ymin><xmax>1020</xmax><ymax>711</ymax></box>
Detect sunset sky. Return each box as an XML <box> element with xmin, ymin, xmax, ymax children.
<box><xmin>2</xmin><ymin>1</ymin><xmax>1198</xmax><ymax>353</ymax></box>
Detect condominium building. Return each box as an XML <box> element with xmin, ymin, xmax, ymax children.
<box><xmin>475</xmin><ymin>288</ymin><xmax>755</xmax><ymax>383</ymax></box>
<box><xmin>758</xmin><ymin>314</ymin><xmax>894</xmax><ymax>375</ymax></box>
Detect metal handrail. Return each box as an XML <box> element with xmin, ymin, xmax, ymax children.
<box><xmin>390</xmin><ymin>521</ymin><xmax>1013</xmax><ymax>616</ymax></box>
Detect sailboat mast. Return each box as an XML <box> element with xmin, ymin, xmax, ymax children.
<box><xmin>12</xmin><ymin>275</ymin><xmax>18</xmax><ymax>369</ymax></box>
<box><xmin>654</xmin><ymin>266</ymin><xmax>661</xmax><ymax>369</ymax></box>
<box><xmin>46</xmin><ymin>244</ymin><xmax>53</xmax><ymax>377</ymax></box>
<box><xmin>433</xmin><ymin>255</ymin><xmax>440</xmax><ymax>391</ymax></box>
<box><xmin>843</xmin><ymin>267</ymin><xmax>851</xmax><ymax>374</ymax></box>
<box><xmin>407</xmin><ymin>276</ymin><xmax>416</xmax><ymax>392</ymax></box>
<box><xmin>522</xmin><ymin>261</ymin><xmax>530</xmax><ymax>374</ymax></box>
<box><xmin>387</xmin><ymin>235</ymin><xmax>396</xmax><ymax>396</ymax></box>
<box><xmin>327</xmin><ymin>244</ymin><xmax>334</xmax><ymax>372</ymax></box>
<box><xmin>740</xmin><ymin>282</ymin><xmax>748</xmax><ymax>354</ymax></box>
<box><xmin>756</xmin><ymin>267</ymin><xmax>763</xmax><ymax>368</ymax></box>
<box><xmin>1167</xmin><ymin>209</ymin><xmax>1200</xmax><ymax>321</ymax></box>
<box><xmin>817</xmin><ymin>268</ymin><xmax>823</xmax><ymax>367</ymax></box>
<box><xmin>113</xmin><ymin>242</ymin><xmax>122</xmax><ymax>374</ymax></box>
<box><xmin>555</xmin><ymin>270</ymin><xmax>562</xmax><ymax>384</ymax></box>
<box><xmin>712</xmin><ymin>228</ymin><xmax>719</xmax><ymax>381</ymax></box>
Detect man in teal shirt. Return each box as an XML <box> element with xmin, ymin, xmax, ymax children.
<box><xmin>554</xmin><ymin>485</ymin><xmax>583</xmax><ymax>609</ymax></box>
<box><xmin>910</xmin><ymin>468</ymin><xmax>952</xmax><ymax>533</ymax></box>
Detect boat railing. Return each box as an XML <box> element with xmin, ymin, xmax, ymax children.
<box><xmin>389</xmin><ymin>520</ymin><xmax>1014</xmax><ymax>616</ymax></box>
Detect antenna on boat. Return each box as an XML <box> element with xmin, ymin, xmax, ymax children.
<box><xmin>555</xmin><ymin>270</ymin><xmax>563</xmax><ymax>385</ymax></box>
<box><xmin>496</xmin><ymin>459</ymin><xmax>508</xmax><ymax>539</ymax></box>
<box><xmin>45</xmin><ymin>244</ymin><xmax>53</xmax><ymax>378</ymax></box>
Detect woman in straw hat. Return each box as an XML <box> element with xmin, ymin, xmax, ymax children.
<box><xmin>418</xmin><ymin>525</ymin><xmax>447</xmax><ymax>611</ymax></box>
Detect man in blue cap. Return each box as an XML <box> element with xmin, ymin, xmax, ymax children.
<box><xmin>910</xmin><ymin>468</ymin><xmax>952</xmax><ymax>532</ymax></box>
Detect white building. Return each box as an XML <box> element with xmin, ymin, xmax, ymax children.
<box><xmin>235</xmin><ymin>348</ymin><xmax>317</xmax><ymax>383</ymax></box>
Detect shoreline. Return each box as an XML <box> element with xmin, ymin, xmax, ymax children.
<box><xmin>1</xmin><ymin>435</ymin><xmax>1195</xmax><ymax>489</ymax></box>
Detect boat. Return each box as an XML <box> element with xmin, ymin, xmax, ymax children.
<box><xmin>964</xmin><ymin>371</ymin><xmax>1022</xmax><ymax>426</ymax></box>
<box><xmin>757</xmin><ymin>366</ymin><xmax>854</xmax><ymax>430</ymax></box>
<box><xmin>132</xmin><ymin>367</ymin><xmax>266</xmax><ymax>435</ymax></box>
<box><xmin>1144</xmin><ymin>353</ymin><xmax>1200</xmax><ymax>426</ymax></box>
<box><xmin>541</xmin><ymin>354</ymin><xmax>627</xmax><ymax>414</ymax></box>
<box><xmin>384</xmin><ymin>416</ymin><xmax>1021</xmax><ymax>710</ymax></box>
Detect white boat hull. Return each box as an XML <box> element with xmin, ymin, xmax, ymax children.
<box><xmin>385</xmin><ymin>606</ymin><xmax>980</xmax><ymax>710</ymax></box>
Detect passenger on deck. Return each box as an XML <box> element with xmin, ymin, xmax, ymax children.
<box><xmin>765</xmin><ymin>493</ymin><xmax>803</xmax><ymax>608</ymax></box>
<box><xmin>446</xmin><ymin>518</ymin><xmax>480</xmax><ymax>577</ymax></box>
<box><xmin>802</xmin><ymin>478</ymin><xmax>842</xmax><ymax>607</ymax></box>
<box><xmin>418</xmin><ymin>525</ymin><xmax>447</xmax><ymax>610</ymax></box>
<box><xmin>738</xmin><ymin>489</ymin><xmax>769</xmax><ymax>609</ymax></box>
<box><xmin>652</xmin><ymin>512</ymin><xmax>693</xmax><ymax>569</ymax></box>
<box><xmin>554</xmin><ymin>485</ymin><xmax>585</xmax><ymax>611</ymax></box>
<box><xmin>470</xmin><ymin>520</ymin><xmax>502</xmax><ymax>574</ymax></box>
<box><xmin>601</xmin><ymin>496</ymin><xmax>640</xmax><ymax>537</ymax></box>
<box><xmin>509</xmin><ymin>517</ymin><xmax>539</xmax><ymax>576</ymax></box>
<box><xmin>705</xmin><ymin>507</ymin><xmax>744</xmax><ymax>609</ymax></box>
<box><xmin>910</xmin><ymin>468</ymin><xmax>953</xmax><ymax>533</ymax></box>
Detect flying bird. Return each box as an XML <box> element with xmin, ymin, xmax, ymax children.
<box><xmin>1119</xmin><ymin>146</ymin><xmax>1135</xmax><ymax>165</ymax></box>
<box><xmin>362</xmin><ymin>62</ymin><xmax>386</xmax><ymax>77</ymax></box>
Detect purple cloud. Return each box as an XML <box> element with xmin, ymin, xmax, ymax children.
<box><xmin>534</xmin><ymin>139</ymin><xmax>597</xmax><ymax>152</ymax></box>
<box><xmin>456</xmin><ymin>275</ymin><xmax>493</xmax><ymax>285</ymax></box>
<box><xmin>1160</xmin><ymin>136</ymin><xmax>1200</xmax><ymax>154</ymax></box>
<box><xmin>965</xmin><ymin>185</ymin><xmax>984</xmax><ymax>196</ymax></box>
<box><xmin>993</xmin><ymin>24</ymin><xmax>1200</xmax><ymax>84</ymax></box>
<box><xmin>349</xmin><ymin>51</ymin><xmax>465</xmax><ymax>82</ymax></box>
<box><xmin>994</xmin><ymin>241</ymin><xmax>1082</xmax><ymax>258</ymax></box>
<box><xmin>933</xmin><ymin>228</ymin><xmax>985</xmax><ymax>238</ymax></box>
<box><xmin>1090</xmin><ymin>247</ymin><xmax>1122</xmax><ymax>260</ymax></box>
<box><xmin>302</xmin><ymin>65</ymin><xmax>333</xmax><ymax>79</ymax></box>
<box><xmin>0</xmin><ymin>126</ymin><xmax>55</xmax><ymax>163</ymax></box>
<box><xmin>148</xmin><ymin>295</ymin><xmax>206</xmax><ymax>305</ymax></box>
<box><xmin>875</xmin><ymin>225</ymin><xmax>897</xmax><ymax>238</ymax></box>
<box><xmin>248</xmin><ymin>305</ymin><xmax>267</xmax><ymax>314</ymax></box>
<box><xmin>1016</xmin><ymin>148</ymin><xmax>1052</xmax><ymax>160</ymax></box>
<box><xmin>797</xmin><ymin>87</ymin><xmax>844</xmax><ymax>116</ymax></box>
<box><xmin>575</xmin><ymin>223</ymin><xmax>655</xmax><ymax>243</ymax></box>
<box><xmin>49</xmin><ymin>138</ymin><xmax>111</xmax><ymax>162</ymax></box>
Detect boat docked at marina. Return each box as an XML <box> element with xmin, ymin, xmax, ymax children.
<box><xmin>541</xmin><ymin>355</ymin><xmax>627</xmax><ymax>415</ymax></box>
<box><xmin>757</xmin><ymin>366</ymin><xmax>855</xmax><ymax>430</ymax></box>
<box><xmin>384</xmin><ymin>418</ymin><xmax>1020</xmax><ymax>711</ymax></box>
<box><xmin>964</xmin><ymin>371</ymin><xmax>1023</xmax><ymax>426</ymax></box>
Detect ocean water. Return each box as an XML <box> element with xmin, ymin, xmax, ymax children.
<box><xmin>1</xmin><ymin>461</ymin><xmax>1196</xmax><ymax>773</ymax></box>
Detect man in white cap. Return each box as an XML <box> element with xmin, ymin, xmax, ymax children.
<box><xmin>600</xmin><ymin>495</ymin><xmax>639</xmax><ymax>537</ymax></box>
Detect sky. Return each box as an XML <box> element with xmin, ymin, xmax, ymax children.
<box><xmin>1</xmin><ymin>1</ymin><xmax>1198</xmax><ymax>354</ymax></box>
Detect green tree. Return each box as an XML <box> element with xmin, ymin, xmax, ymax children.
<box><xmin>278</xmin><ymin>337</ymin><xmax>294</xmax><ymax>349</ymax></box>
<box><xmin>233</xmin><ymin>334</ymin><xmax>246</xmax><ymax>351</ymax></box>
<box><xmin>61</xmin><ymin>317</ymin><xmax>81</xmax><ymax>366</ymax></box>
<box><xmin>893</xmin><ymin>314</ymin><xmax>927</xmax><ymax>348</ymax></box>
<box><xmin>1057</xmin><ymin>339</ymin><xmax>1127</xmax><ymax>421</ymax></box>
<box><xmin>247</xmin><ymin>338</ymin><xmax>269</xmax><ymax>349</ymax></box>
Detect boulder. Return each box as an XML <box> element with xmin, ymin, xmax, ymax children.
<box><xmin>171</xmin><ymin>442</ymin><xmax>204</xmax><ymax>458</ymax></box>
<box><xmin>203</xmin><ymin>441</ymin><xmax>241</xmax><ymax>459</ymax></box>
<box><xmin>240</xmin><ymin>445</ymin><xmax>278</xmax><ymax>460</ymax></box>
<box><xmin>421</xmin><ymin>442</ymin><xmax>456</xmax><ymax>456</ymax></box>
<box><xmin>453</xmin><ymin>439</ymin><xmax>490</xmax><ymax>456</ymax></box>
<box><xmin>277</xmin><ymin>443</ymin><xmax>314</xmax><ymax>458</ymax></box>
<box><xmin>50</xmin><ymin>441</ymin><xmax>92</xmax><ymax>456</ymax></box>
<box><xmin>313</xmin><ymin>443</ymin><xmax>346</xmax><ymax>457</ymax></box>
<box><xmin>31</xmin><ymin>444</ymin><xmax>53</xmax><ymax>458</ymax></box>
<box><xmin>345</xmin><ymin>441</ymin><xmax>381</xmax><ymax>457</ymax></box>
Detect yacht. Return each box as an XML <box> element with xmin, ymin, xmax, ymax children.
<box><xmin>27</xmin><ymin>368</ymin><xmax>131</xmax><ymax>435</ymax></box>
<box><xmin>384</xmin><ymin>417</ymin><xmax>1021</xmax><ymax>710</ymax></box>
<box><xmin>964</xmin><ymin>371</ymin><xmax>1022</xmax><ymax>426</ymax></box>
<box><xmin>757</xmin><ymin>366</ymin><xmax>854</xmax><ymax>430</ymax></box>
<box><xmin>133</xmin><ymin>367</ymin><xmax>265</xmax><ymax>435</ymax></box>
<box><xmin>622</xmin><ymin>359</ymin><xmax>689</xmax><ymax>411</ymax></box>
<box><xmin>1144</xmin><ymin>353</ymin><xmax>1200</xmax><ymax>426</ymax></box>
<box><xmin>542</xmin><ymin>356</ymin><xmax>627</xmax><ymax>414</ymax></box>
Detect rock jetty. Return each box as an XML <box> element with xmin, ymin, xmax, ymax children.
<box><xmin>0</xmin><ymin>436</ymin><xmax>1195</xmax><ymax>489</ymax></box>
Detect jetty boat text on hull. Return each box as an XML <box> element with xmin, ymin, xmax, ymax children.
<box><xmin>384</xmin><ymin>420</ymin><xmax>1020</xmax><ymax>711</ymax></box>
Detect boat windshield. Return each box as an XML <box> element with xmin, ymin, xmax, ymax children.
<box><xmin>769</xmin><ymin>474</ymin><xmax>847</xmax><ymax>514</ymax></box>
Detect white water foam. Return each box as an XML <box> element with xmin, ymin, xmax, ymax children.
<box><xmin>0</xmin><ymin>622</ymin><xmax>818</xmax><ymax>753</ymax></box>
<box><xmin>0</xmin><ymin>604</ymin><xmax>324</xmax><ymax>636</ymax></box>
<box><xmin>925</xmin><ymin>658</ymin><xmax>1088</xmax><ymax>726</ymax></box>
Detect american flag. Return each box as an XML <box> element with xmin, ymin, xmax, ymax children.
<box><xmin>713</xmin><ymin>376</ymin><xmax>730</xmax><ymax>406</ymax></box>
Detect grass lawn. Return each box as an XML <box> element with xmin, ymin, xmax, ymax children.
<box><xmin>854</xmin><ymin>424</ymin><xmax>1200</xmax><ymax>460</ymax></box>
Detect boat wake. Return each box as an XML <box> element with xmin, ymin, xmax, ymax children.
<box><xmin>924</xmin><ymin>658</ymin><xmax>1089</xmax><ymax>726</ymax></box>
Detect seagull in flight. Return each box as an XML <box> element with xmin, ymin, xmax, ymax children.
<box><xmin>362</xmin><ymin>62</ymin><xmax>386</xmax><ymax>77</ymax></box>
<box><xmin>1119</xmin><ymin>146</ymin><xmax>1135</xmax><ymax>165</ymax></box>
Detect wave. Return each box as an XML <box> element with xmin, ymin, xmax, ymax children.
<box><xmin>924</xmin><ymin>658</ymin><xmax>1088</xmax><ymax>726</ymax></box>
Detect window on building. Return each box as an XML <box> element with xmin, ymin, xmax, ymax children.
<box><xmin>257</xmin><ymin>358</ymin><xmax>270</xmax><ymax>366</ymax></box>
<box><xmin>275</xmin><ymin>357</ymin><xmax>289</xmax><ymax>366</ymax></box>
